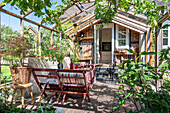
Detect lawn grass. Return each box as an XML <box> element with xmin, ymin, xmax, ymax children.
<box><xmin>1</xmin><ymin>65</ymin><xmax>12</xmax><ymax>83</ymax></box>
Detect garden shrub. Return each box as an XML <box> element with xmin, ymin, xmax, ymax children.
<box><xmin>113</xmin><ymin>48</ymin><xmax>170</xmax><ymax>113</ymax></box>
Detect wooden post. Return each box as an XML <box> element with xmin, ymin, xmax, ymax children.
<box><xmin>145</xmin><ymin>32</ymin><xmax>147</xmax><ymax>64</ymax></box>
<box><xmin>155</xmin><ymin>26</ymin><xmax>158</xmax><ymax>91</ymax></box>
<box><xmin>20</xmin><ymin>19</ymin><xmax>24</xmax><ymax>40</ymax></box>
<box><xmin>114</xmin><ymin>23</ymin><xmax>116</xmax><ymax>66</ymax></box>
<box><xmin>155</xmin><ymin>27</ymin><xmax>158</xmax><ymax>69</ymax></box>
<box><xmin>96</xmin><ymin>28</ymin><xmax>99</xmax><ymax>63</ymax></box>
<box><xmin>150</xmin><ymin>29</ymin><xmax>152</xmax><ymax>65</ymax></box>
<box><xmin>20</xmin><ymin>19</ymin><xmax>24</xmax><ymax>64</ymax></box>
<box><xmin>50</xmin><ymin>30</ymin><xmax>53</xmax><ymax>45</ymax></box>
<box><xmin>93</xmin><ymin>25</ymin><xmax>96</xmax><ymax>64</ymax></box>
<box><xmin>0</xmin><ymin>12</ymin><xmax>1</xmax><ymax>84</ymax></box>
<box><xmin>111</xmin><ymin>24</ymin><xmax>115</xmax><ymax>64</ymax></box>
<box><xmin>38</xmin><ymin>25</ymin><xmax>41</xmax><ymax>56</ymax></box>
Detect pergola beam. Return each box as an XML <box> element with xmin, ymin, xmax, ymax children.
<box><xmin>52</xmin><ymin>3</ymin><xmax>95</xmax><ymax>30</ymax></box>
<box><xmin>65</xmin><ymin>14</ymin><xmax>95</xmax><ymax>33</ymax></box>
<box><xmin>61</xmin><ymin>3</ymin><xmax>95</xmax><ymax>24</ymax></box>
<box><xmin>75</xmin><ymin>4</ymin><xmax>83</xmax><ymax>12</ymax></box>
<box><xmin>158</xmin><ymin>12</ymin><xmax>170</xmax><ymax>24</ymax></box>
<box><xmin>0</xmin><ymin>0</ymin><xmax>11</xmax><ymax>8</ymax></box>
<box><xmin>21</xmin><ymin>9</ymin><xmax>34</xmax><ymax>18</ymax></box>
<box><xmin>0</xmin><ymin>8</ymin><xmax>59</xmax><ymax>33</ymax></box>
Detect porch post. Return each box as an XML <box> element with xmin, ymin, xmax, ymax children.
<box><xmin>96</xmin><ymin>27</ymin><xmax>99</xmax><ymax>63</ymax></box>
<box><xmin>93</xmin><ymin>25</ymin><xmax>97</xmax><ymax>64</ymax></box>
<box><xmin>145</xmin><ymin>32</ymin><xmax>147</xmax><ymax>64</ymax></box>
<box><xmin>147</xmin><ymin>28</ymin><xmax>151</xmax><ymax>63</ymax></box>
<box><xmin>139</xmin><ymin>33</ymin><xmax>145</xmax><ymax>62</ymax></box>
<box><xmin>111</xmin><ymin>24</ymin><xmax>115</xmax><ymax>64</ymax></box>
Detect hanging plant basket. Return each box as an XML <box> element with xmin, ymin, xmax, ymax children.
<box><xmin>10</xmin><ymin>66</ymin><xmax>32</xmax><ymax>84</ymax></box>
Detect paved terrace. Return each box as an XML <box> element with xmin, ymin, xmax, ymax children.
<box><xmin>15</xmin><ymin>82</ymin><xmax>135</xmax><ymax>113</ymax></box>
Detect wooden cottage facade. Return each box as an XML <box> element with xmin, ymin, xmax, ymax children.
<box><xmin>66</xmin><ymin>14</ymin><xmax>150</xmax><ymax>65</ymax></box>
<box><xmin>62</xmin><ymin>2</ymin><xmax>169</xmax><ymax>66</ymax></box>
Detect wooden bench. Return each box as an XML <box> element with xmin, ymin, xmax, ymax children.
<box><xmin>32</xmin><ymin>67</ymin><xmax>95</xmax><ymax>107</ymax></box>
<box><xmin>56</xmin><ymin>69</ymin><xmax>90</xmax><ymax>107</ymax></box>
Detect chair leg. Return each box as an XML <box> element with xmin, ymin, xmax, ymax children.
<box><xmin>38</xmin><ymin>91</ymin><xmax>44</xmax><ymax>103</ymax></box>
<box><xmin>21</xmin><ymin>89</ymin><xmax>25</xmax><ymax>109</ymax></box>
<box><xmin>82</xmin><ymin>95</ymin><xmax>86</xmax><ymax>107</ymax></box>
<box><xmin>87</xmin><ymin>93</ymin><xmax>90</xmax><ymax>102</ymax></box>
<box><xmin>62</xmin><ymin>94</ymin><xmax>66</xmax><ymax>105</ymax></box>
<box><xmin>56</xmin><ymin>93</ymin><xmax>62</xmax><ymax>104</ymax></box>
<box><xmin>28</xmin><ymin>87</ymin><xmax>34</xmax><ymax>104</ymax></box>
<box><xmin>43</xmin><ymin>92</ymin><xmax>47</xmax><ymax>97</ymax></box>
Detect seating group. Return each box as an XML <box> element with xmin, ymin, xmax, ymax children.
<box><xmin>32</xmin><ymin>64</ymin><xmax>96</xmax><ymax>107</ymax></box>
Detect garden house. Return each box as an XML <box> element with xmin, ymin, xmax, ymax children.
<box><xmin>60</xmin><ymin>2</ymin><xmax>169</xmax><ymax>66</ymax></box>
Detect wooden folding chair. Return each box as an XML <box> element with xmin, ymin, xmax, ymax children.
<box><xmin>32</xmin><ymin>68</ymin><xmax>62</xmax><ymax>103</ymax></box>
<box><xmin>56</xmin><ymin>69</ymin><xmax>90</xmax><ymax>107</ymax></box>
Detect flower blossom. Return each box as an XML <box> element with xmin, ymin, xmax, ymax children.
<box><xmin>54</xmin><ymin>46</ymin><xmax>58</xmax><ymax>50</ymax></box>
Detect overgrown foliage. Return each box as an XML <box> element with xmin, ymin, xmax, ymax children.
<box><xmin>0</xmin><ymin>77</ymin><xmax>54</xmax><ymax>112</ymax></box>
<box><xmin>0</xmin><ymin>75</ymin><xmax>21</xmax><ymax>113</ymax></box>
<box><xmin>1</xmin><ymin>35</ymin><xmax>32</xmax><ymax>67</ymax></box>
<box><xmin>114</xmin><ymin>48</ymin><xmax>170</xmax><ymax>113</ymax></box>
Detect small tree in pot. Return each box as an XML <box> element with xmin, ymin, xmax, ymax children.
<box><xmin>2</xmin><ymin>35</ymin><xmax>32</xmax><ymax>84</ymax></box>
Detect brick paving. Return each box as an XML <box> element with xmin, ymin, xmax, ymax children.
<box><xmin>15</xmin><ymin>82</ymin><xmax>134</xmax><ymax>113</ymax></box>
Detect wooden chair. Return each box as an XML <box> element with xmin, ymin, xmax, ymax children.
<box><xmin>32</xmin><ymin>68</ymin><xmax>62</xmax><ymax>103</ymax></box>
<box><xmin>82</xmin><ymin>64</ymin><xmax>96</xmax><ymax>89</ymax></box>
<box><xmin>56</xmin><ymin>69</ymin><xmax>90</xmax><ymax>107</ymax></box>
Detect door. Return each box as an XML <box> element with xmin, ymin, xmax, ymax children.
<box><xmin>99</xmin><ymin>28</ymin><xmax>112</xmax><ymax>63</ymax></box>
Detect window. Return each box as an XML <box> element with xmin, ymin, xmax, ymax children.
<box><xmin>116</xmin><ymin>25</ymin><xmax>129</xmax><ymax>49</ymax></box>
<box><xmin>163</xmin><ymin>29</ymin><xmax>168</xmax><ymax>46</ymax></box>
<box><xmin>162</xmin><ymin>20</ymin><xmax>170</xmax><ymax>49</ymax></box>
<box><xmin>118</xmin><ymin>26</ymin><xmax>126</xmax><ymax>46</ymax></box>
<box><xmin>102</xmin><ymin>42</ymin><xmax>111</xmax><ymax>51</ymax></box>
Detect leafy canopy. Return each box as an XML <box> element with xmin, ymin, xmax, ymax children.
<box><xmin>2</xmin><ymin>0</ymin><xmax>169</xmax><ymax>31</ymax></box>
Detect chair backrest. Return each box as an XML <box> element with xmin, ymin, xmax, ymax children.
<box><xmin>32</xmin><ymin>68</ymin><xmax>58</xmax><ymax>89</ymax></box>
<box><xmin>56</xmin><ymin>69</ymin><xmax>87</xmax><ymax>87</ymax></box>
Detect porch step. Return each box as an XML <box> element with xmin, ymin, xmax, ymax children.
<box><xmin>95</xmin><ymin>64</ymin><xmax>119</xmax><ymax>84</ymax></box>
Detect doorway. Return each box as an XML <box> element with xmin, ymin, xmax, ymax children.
<box><xmin>99</xmin><ymin>28</ymin><xmax>112</xmax><ymax>63</ymax></box>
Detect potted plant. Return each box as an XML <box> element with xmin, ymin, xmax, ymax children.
<box><xmin>2</xmin><ymin>35</ymin><xmax>32</xmax><ymax>84</ymax></box>
<box><xmin>42</xmin><ymin>37</ymin><xmax>71</xmax><ymax>69</ymax></box>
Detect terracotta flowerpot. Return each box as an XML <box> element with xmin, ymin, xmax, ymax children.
<box><xmin>10</xmin><ymin>66</ymin><xmax>32</xmax><ymax>84</ymax></box>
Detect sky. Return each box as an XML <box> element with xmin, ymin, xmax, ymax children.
<box><xmin>0</xmin><ymin>0</ymin><xmax>63</xmax><ymax>32</ymax></box>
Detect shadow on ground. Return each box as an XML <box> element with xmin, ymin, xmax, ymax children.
<box><xmin>15</xmin><ymin>83</ymin><xmax>135</xmax><ymax>113</ymax></box>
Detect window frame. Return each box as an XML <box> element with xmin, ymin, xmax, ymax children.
<box><xmin>162</xmin><ymin>26</ymin><xmax>170</xmax><ymax>49</ymax></box>
<box><xmin>116</xmin><ymin>25</ymin><xmax>129</xmax><ymax>49</ymax></box>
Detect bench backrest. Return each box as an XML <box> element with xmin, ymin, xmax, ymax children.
<box><xmin>56</xmin><ymin>69</ymin><xmax>87</xmax><ymax>87</ymax></box>
<box><xmin>32</xmin><ymin>68</ymin><xmax>58</xmax><ymax>89</ymax></box>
